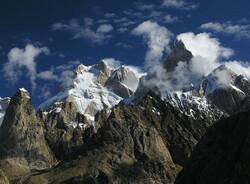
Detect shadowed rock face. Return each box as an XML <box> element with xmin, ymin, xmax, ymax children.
<box><xmin>175</xmin><ymin>110</ymin><xmax>250</xmax><ymax>184</ymax></box>
<box><xmin>164</xmin><ymin>40</ymin><xmax>193</xmax><ymax>72</ymax></box>
<box><xmin>235</xmin><ymin>75</ymin><xmax>250</xmax><ymax>95</ymax></box>
<box><xmin>207</xmin><ymin>87</ymin><xmax>246</xmax><ymax>114</ymax></box>
<box><xmin>0</xmin><ymin>89</ymin><xmax>56</xmax><ymax>177</ymax></box>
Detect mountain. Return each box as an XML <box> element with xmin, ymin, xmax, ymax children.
<box><xmin>39</xmin><ymin>41</ymin><xmax>250</xmax><ymax>127</ymax></box>
<box><xmin>164</xmin><ymin>40</ymin><xmax>193</xmax><ymax>72</ymax></box>
<box><xmin>39</xmin><ymin>61</ymin><xmax>141</xmax><ymax>123</ymax></box>
<box><xmin>0</xmin><ymin>88</ymin><xmax>221</xmax><ymax>183</ymax></box>
<box><xmin>0</xmin><ymin>40</ymin><xmax>250</xmax><ymax>183</ymax></box>
<box><xmin>105</xmin><ymin>65</ymin><xmax>142</xmax><ymax>98</ymax></box>
<box><xmin>24</xmin><ymin>92</ymin><xmax>220</xmax><ymax>183</ymax></box>
<box><xmin>38</xmin><ymin>61</ymin><xmax>142</xmax><ymax>160</ymax></box>
<box><xmin>199</xmin><ymin>65</ymin><xmax>250</xmax><ymax>114</ymax></box>
<box><xmin>143</xmin><ymin>41</ymin><xmax>250</xmax><ymax>116</ymax></box>
<box><xmin>175</xmin><ymin>110</ymin><xmax>250</xmax><ymax>184</ymax></box>
<box><xmin>0</xmin><ymin>89</ymin><xmax>56</xmax><ymax>178</ymax></box>
<box><xmin>0</xmin><ymin>97</ymin><xmax>10</xmax><ymax>126</ymax></box>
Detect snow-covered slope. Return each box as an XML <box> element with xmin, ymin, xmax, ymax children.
<box><xmin>39</xmin><ymin>61</ymin><xmax>142</xmax><ymax>121</ymax></box>
<box><xmin>0</xmin><ymin>97</ymin><xmax>10</xmax><ymax>126</ymax></box>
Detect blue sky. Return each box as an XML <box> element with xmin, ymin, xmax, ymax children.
<box><xmin>0</xmin><ymin>0</ymin><xmax>250</xmax><ymax>106</ymax></box>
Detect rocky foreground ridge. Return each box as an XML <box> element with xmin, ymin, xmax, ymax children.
<box><xmin>0</xmin><ymin>89</ymin><xmax>221</xmax><ymax>184</ymax></box>
<box><xmin>175</xmin><ymin>110</ymin><xmax>250</xmax><ymax>184</ymax></box>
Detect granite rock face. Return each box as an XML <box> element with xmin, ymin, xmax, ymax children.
<box><xmin>25</xmin><ymin>92</ymin><xmax>220</xmax><ymax>184</ymax></box>
<box><xmin>0</xmin><ymin>89</ymin><xmax>56</xmax><ymax>178</ymax></box>
<box><xmin>39</xmin><ymin>101</ymin><xmax>90</xmax><ymax>160</ymax></box>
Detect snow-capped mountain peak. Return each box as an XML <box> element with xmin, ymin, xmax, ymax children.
<box><xmin>39</xmin><ymin>63</ymin><xmax>122</xmax><ymax>121</ymax></box>
<box><xmin>39</xmin><ymin>62</ymin><xmax>143</xmax><ymax>122</ymax></box>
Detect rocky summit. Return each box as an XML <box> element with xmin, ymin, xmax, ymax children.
<box><xmin>0</xmin><ymin>89</ymin><xmax>56</xmax><ymax>179</ymax></box>
<box><xmin>0</xmin><ymin>41</ymin><xmax>250</xmax><ymax>184</ymax></box>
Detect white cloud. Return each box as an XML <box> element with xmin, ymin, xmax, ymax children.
<box><xmin>132</xmin><ymin>20</ymin><xmax>173</xmax><ymax>70</ymax></box>
<box><xmin>131</xmin><ymin>20</ymin><xmax>174</xmax><ymax>95</ymax></box>
<box><xmin>166</xmin><ymin>32</ymin><xmax>250</xmax><ymax>90</ymax></box>
<box><xmin>97</xmin><ymin>24</ymin><xmax>114</xmax><ymax>33</ymax></box>
<box><xmin>177</xmin><ymin>32</ymin><xmax>234</xmax><ymax>76</ymax></box>
<box><xmin>117</xmin><ymin>27</ymin><xmax>128</xmax><ymax>33</ymax></box>
<box><xmin>163</xmin><ymin>15</ymin><xmax>179</xmax><ymax>23</ymax></box>
<box><xmin>55</xmin><ymin>60</ymin><xmax>81</xmax><ymax>71</ymax></box>
<box><xmin>38</xmin><ymin>61</ymin><xmax>81</xmax><ymax>93</ymax></box>
<box><xmin>51</xmin><ymin>19</ymin><xmax>114</xmax><ymax>44</ymax></box>
<box><xmin>162</xmin><ymin>0</ymin><xmax>198</xmax><ymax>10</ymax></box>
<box><xmin>37</xmin><ymin>69</ymin><xmax>58</xmax><ymax>80</ymax></box>
<box><xmin>225</xmin><ymin>61</ymin><xmax>250</xmax><ymax>79</ymax></box>
<box><xmin>120</xmin><ymin>21</ymin><xmax>136</xmax><ymax>27</ymax></box>
<box><xmin>3</xmin><ymin>44</ymin><xmax>50</xmax><ymax>91</ymax></box>
<box><xmin>104</xmin><ymin>13</ymin><xmax>116</xmax><ymax>18</ymax></box>
<box><xmin>177</xmin><ymin>32</ymin><xmax>233</xmax><ymax>61</ymax></box>
<box><xmin>200</xmin><ymin>21</ymin><xmax>250</xmax><ymax>39</ymax></box>
<box><xmin>137</xmin><ymin>4</ymin><xmax>155</xmax><ymax>11</ymax></box>
<box><xmin>113</xmin><ymin>17</ymin><xmax>136</xmax><ymax>33</ymax></box>
<box><xmin>134</xmin><ymin>2</ymin><xmax>155</xmax><ymax>11</ymax></box>
<box><xmin>51</xmin><ymin>22</ymin><xmax>65</xmax><ymax>30</ymax></box>
<box><xmin>114</xmin><ymin>17</ymin><xmax>130</xmax><ymax>24</ymax></box>
<box><xmin>144</xmin><ymin>32</ymin><xmax>237</xmax><ymax>92</ymax></box>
